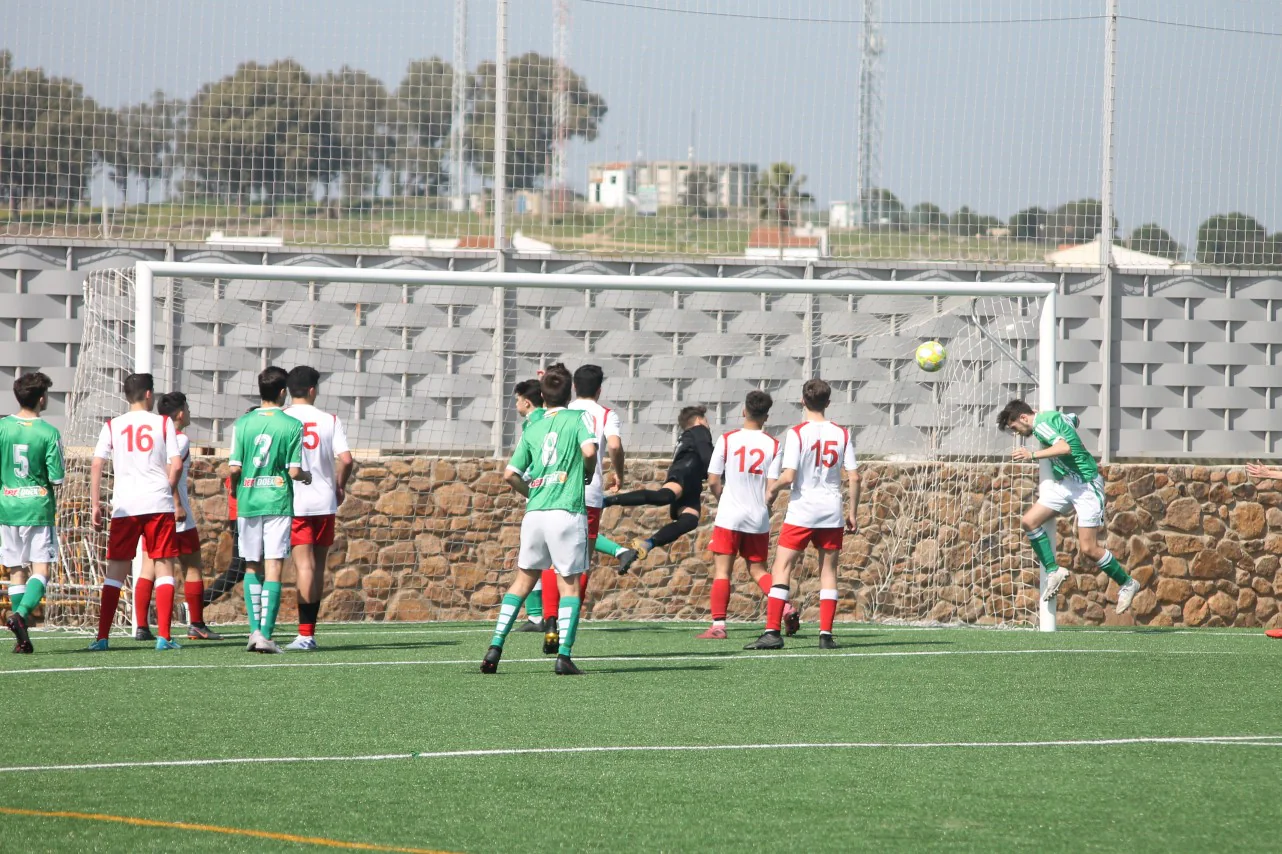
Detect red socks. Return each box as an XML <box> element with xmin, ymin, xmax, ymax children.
<box><xmin>578</xmin><ymin>572</ymin><xmax>589</xmax><ymax>602</ymax></box>
<box><xmin>710</xmin><ymin>578</ymin><xmax>731</xmax><ymax>621</ymax></box>
<box><xmin>819</xmin><ymin>588</ymin><xmax>838</xmax><ymax>634</ymax></box>
<box><xmin>765</xmin><ymin>585</ymin><xmax>789</xmax><ymax>632</ymax></box>
<box><xmin>541</xmin><ymin>569</ymin><xmax>559</xmax><ymax>618</ymax></box>
<box><xmin>133</xmin><ymin>577</ymin><xmax>153</xmax><ymax>629</ymax></box>
<box><xmin>756</xmin><ymin>574</ymin><xmax>772</xmax><ymax>596</ymax></box>
<box><xmin>155</xmin><ymin>577</ymin><xmax>175</xmax><ymax>640</ymax></box>
<box><xmin>98</xmin><ymin>580</ymin><xmax>123</xmax><ymax>640</ymax></box>
<box><xmin>184</xmin><ymin>580</ymin><xmax>204</xmax><ymax>625</ymax></box>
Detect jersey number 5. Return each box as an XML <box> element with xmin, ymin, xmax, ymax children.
<box><xmin>252</xmin><ymin>434</ymin><xmax>273</xmax><ymax>468</ymax></box>
<box><xmin>12</xmin><ymin>444</ymin><xmax>28</xmax><ymax>478</ymax></box>
<box><xmin>810</xmin><ymin>439</ymin><xmax>839</xmax><ymax>468</ymax></box>
<box><xmin>303</xmin><ymin>423</ymin><xmax>320</xmax><ymax>450</ymax></box>
<box><xmin>733</xmin><ymin>446</ymin><xmax>766</xmax><ymax>475</ymax></box>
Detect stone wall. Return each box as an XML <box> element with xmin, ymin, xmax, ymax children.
<box><xmin>184</xmin><ymin>457</ymin><xmax>1282</xmax><ymax>629</ymax></box>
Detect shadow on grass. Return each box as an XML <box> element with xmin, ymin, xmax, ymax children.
<box><xmin>320</xmin><ymin>640</ymin><xmax>461</xmax><ymax>652</ymax></box>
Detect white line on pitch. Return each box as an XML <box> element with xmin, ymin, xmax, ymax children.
<box><xmin>0</xmin><ymin>647</ymin><xmax>1234</xmax><ymax>677</ymax></box>
<box><xmin>3</xmin><ymin>735</ymin><xmax>1279</xmax><ymax>774</ymax></box>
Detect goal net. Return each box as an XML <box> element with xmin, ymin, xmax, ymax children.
<box><xmin>54</xmin><ymin>265</ymin><xmax>1050</xmax><ymax>629</ymax></box>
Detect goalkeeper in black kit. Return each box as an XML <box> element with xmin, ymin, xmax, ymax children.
<box><xmin>603</xmin><ymin>405</ymin><xmax>714</xmax><ymax>560</ymax></box>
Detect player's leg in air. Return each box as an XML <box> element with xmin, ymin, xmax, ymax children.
<box><xmin>698</xmin><ymin>532</ymin><xmax>773</xmax><ymax>640</ymax></box>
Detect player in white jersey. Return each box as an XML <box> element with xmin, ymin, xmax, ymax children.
<box><xmin>698</xmin><ymin>390</ymin><xmax>786</xmax><ymax>640</ymax></box>
<box><xmin>132</xmin><ymin>393</ymin><xmax>224</xmax><ymax>642</ymax></box>
<box><xmin>283</xmin><ymin>366</ymin><xmax>353</xmax><ymax>651</ymax></box>
<box><xmin>88</xmin><ymin>373</ymin><xmax>184</xmax><ymax>651</ymax></box>
<box><xmin>746</xmin><ymin>379</ymin><xmax>860</xmax><ymax>651</ymax></box>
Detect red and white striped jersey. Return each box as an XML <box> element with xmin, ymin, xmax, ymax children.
<box><xmin>93</xmin><ymin>410</ymin><xmax>181</xmax><ymax>518</ymax></box>
<box><xmin>569</xmin><ymin>398</ymin><xmax>622</xmax><ymax>509</ymax></box>
<box><xmin>284</xmin><ymin>403</ymin><xmax>351</xmax><ymax>516</ymax></box>
<box><xmin>779</xmin><ymin>420</ymin><xmax>858</xmax><ymax>529</ymax></box>
<box><xmin>708</xmin><ymin>428</ymin><xmax>782</xmax><ymax>534</ymax></box>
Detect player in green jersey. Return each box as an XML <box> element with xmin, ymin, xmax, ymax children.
<box><xmin>997</xmin><ymin>400</ymin><xmax>1142</xmax><ymax>615</ymax></box>
<box><xmin>2</xmin><ymin>372</ymin><xmax>65</xmax><ymax>653</ymax></box>
<box><xmin>482</xmin><ymin>365</ymin><xmax>596</xmax><ymax>675</ymax></box>
<box><xmin>510</xmin><ymin>378</ymin><xmax>548</xmax><ymax>632</ymax></box>
<box><xmin>228</xmin><ymin>367</ymin><xmax>310</xmax><ymax>654</ymax></box>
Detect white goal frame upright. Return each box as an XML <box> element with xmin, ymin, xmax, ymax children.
<box><xmin>128</xmin><ymin>261</ymin><xmax>1061</xmax><ymax>630</ymax></box>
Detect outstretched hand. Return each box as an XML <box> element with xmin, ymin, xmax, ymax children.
<box><xmin>1011</xmin><ymin>446</ymin><xmax>1034</xmax><ymax>462</ymax></box>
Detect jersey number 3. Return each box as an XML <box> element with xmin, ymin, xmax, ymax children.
<box><xmin>252</xmin><ymin>434</ymin><xmax>273</xmax><ymax>468</ymax></box>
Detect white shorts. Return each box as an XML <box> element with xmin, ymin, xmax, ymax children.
<box><xmin>237</xmin><ymin>516</ymin><xmax>292</xmax><ymax>562</ymax></box>
<box><xmin>1037</xmin><ymin>475</ymin><xmax>1106</xmax><ymax>528</ymax></box>
<box><xmin>0</xmin><ymin>525</ymin><xmax>58</xmax><ymax>566</ymax></box>
<box><xmin>518</xmin><ymin>510</ymin><xmax>589</xmax><ymax>578</ymax></box>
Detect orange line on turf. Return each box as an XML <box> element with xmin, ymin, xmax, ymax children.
<box><xmin>0</xmin><ymin>806</ymin><xmax>457</xmax><ymax>853</ymax></box>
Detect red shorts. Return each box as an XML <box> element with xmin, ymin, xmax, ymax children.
<box><xmin>107</xmin><ymin>513</ymin><xmax>179</xmax><ymax>561</ymax></box>
<box><xmin>587</xmin><ymin>506</ymin><xmax>602</xmax><ymax>541</ymax></box>
<box><xmin>175</xmin><ymin>528</ymin><xmax>201</xmax><ymax>557</ymax></box>
<box><xmin>291</xmin><ymin>514</ymin><xmax>336</xmax><ymax>547</ymax></box>
<box><xmin>777</xmin><ymin>523</ymin><xmax>843</xmax><ymax>553</ymax></box>
<box><xmin>709</xmin><ymin>526</ymin><xmax>770</xmax><ymax>563</ymax></box>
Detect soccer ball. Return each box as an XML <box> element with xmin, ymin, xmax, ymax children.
<box><xmin>915</xmin><ymin>340</ymin><xmax>947</xmax><ymax>373</ymax></box>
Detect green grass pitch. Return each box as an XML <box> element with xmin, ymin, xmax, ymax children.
<box><xmin>2</xmin><ymin>620</ymin><xmax>1280</xmax><ymax>852</ymax></box>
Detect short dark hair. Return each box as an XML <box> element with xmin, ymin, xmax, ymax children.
<box><xmin>744</xmin><ymin>390</ymin><xmax>772</xmax><ymax>422</ymax></box>
<box><xmin>287</xmin><ymin>365</ymin><xmax>321</xmax><ymax>398</ymax></box>
<box><xmin>540</xmin><ymin>364</ymin><xmax>573</xmax><ymax>408</ymax></box>
<box><xmin>678</xmin><ymin>405</ymin><xmax>707</xmax><ymax>431</ymax></box>
<box><xmin>573</xmin><ymin>364</ymin><xmax>604</xmax><ymax>399</ymax></box>
<box><xmin>802</xmin><ymin>378</ymin><xmax>831</xmax><ymax>412</ymax></box>
<box><xmin>123</xmin><ymin>373</ymin><xmax>154</xmax><ymax>403</ymax></box>
<box><xmin>258</xmin><ymin>366</ymin><xmax>289</xmax><ymax>402</ymax></box>
<box><xmin>996</xmin><ymin>399</ymin><xmax>1035</xmax><ymax>432</ymax></box>
<box><xmin>514</xmin><ymin>379</ymin><xmax>543</xmax><ymax>407</ymax></box>
<box><xmin>13</xmin><ymin>372</ymin><xmax>52</xmax><ymax>410</ymax></box>
<box><xmin>157</xmin><ymin>391</ymin><xmax>187</xmax><ymax>418</ymax></box>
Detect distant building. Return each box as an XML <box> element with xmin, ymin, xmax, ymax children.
<box><xmin>745</xmin><ymin>225</ymin><xmax>828</xmax><ymax>260</ymax></box>
<box><xmin>1044</xmin><ymin>238</ymin><xmax>1183</xmax><ymax>269</ymax></box>
<box><xmin>587</xmin><ymin>160</ymin><xmax>759</xmax><ymax>211</ymax></box>
<box><xmin>829</xmin><ymin>201</ymin><xmax>854</xmax><ymax>229</ymax></box>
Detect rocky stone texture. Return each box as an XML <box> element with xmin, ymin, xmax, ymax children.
<box><xmin>183</xmin><ymin>457</ymin><xmax>1282</xmax><ymax>629</ymax></box>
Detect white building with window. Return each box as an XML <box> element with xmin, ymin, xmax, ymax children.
<box><xmin>587</xmin><ymin>160</ymin><xmax>759</xmax><ymax>211</ymax></box>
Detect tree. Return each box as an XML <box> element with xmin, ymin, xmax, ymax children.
<box><xmin>861</xmin><ymin>187</ymin><xmax>905</xmax><ymax>230</ymax></box>
<box><xmin>105</xmin><ymin>91</ymin><xmax>185</xmax><ymax>206</ymax></box>
<box><xmin>681</xmin><ymin>165</ymin><xmax>721</xmax><ymax>218</ymax></box>
<box><xmin>908</xmin><ymin>201</ymin><xmax>947</xmax><ymax>231</ymax></box>
<box><xmin>949</xmin><ymin>206</ymin><xmax>1002</xmax><ymax>237</ymax></box>
<box><xmin>1009</xmin><ymin>206</ymin><xmax>1047</xmax><ymax>241</ymax></box>
<box><xmin>754</xmin><ymin>162</ymin><xmax>812</xmax><ymax>226</ymax></box>
<box><xmin>319</xmin><ymin>67</ymin><xmax>395</xmax><ymax>208</ymax></box>
<box><xmin>1196</xmin><ymin>213</ymin><xmax>1270</xmax><ymax>265</ymax></box>
<box><xmin>395</xmin><ymin>58</ymin><xmax>455</xmax><ymax>197</ymax></box>
<box><xmin>1047</xmin><ymin>198</ymin><xmax>1116</xmax><ymax>244</ymax></box>
<box><xmin>1128</xmin><ymin>223</ymin><xmax>1182</xmax><ymax>261</ymax></box>
<box><xmin>0</xmin><ymin>59</ymin><xmax>111</xmax><ymax>214</ymax></box>
<box><xmin>0</xmin><ymin>49</ymin><xmax>11</xmax><ymax>78</ymax></box>
<box><xmin>184</xmin><ymin>59</ymin><xmax>334</xmax><ymax>214</ymax></box>
<box><xmin>465</xmin><ymin>52</ymin><xmax>607</xmax><ymax>190</ymax></box>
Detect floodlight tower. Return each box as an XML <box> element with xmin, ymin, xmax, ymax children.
<box><xmin>451</xmin><ymin>0</ymin><xmax>468</xmax><ymax>212</ymax></box>
<box><xmin>856</xmin><ymin>0</ymin><xmax>884</xmax><ymax>225</ymax></box>
<box><xmin>550</xmin><ymin>0</ymin><xmax>571</xmax><ymax>209</ymax></box>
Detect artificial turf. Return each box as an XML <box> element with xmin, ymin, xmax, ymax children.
<box><xmin>1</xmin><ymin>620</ymin><xmax>1279</xmax><ymax>853</ymax></box>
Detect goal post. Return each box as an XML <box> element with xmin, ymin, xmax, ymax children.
<box><xmin>58</xmin><ymin>261</ymin><xmax>1061</xmax><ymax>631</ymax></box>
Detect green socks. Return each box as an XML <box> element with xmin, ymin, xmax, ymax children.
<box><xmin>1025</xmin><ymin>527</ymin><xmax>1058</xmax><ymax>572</ymax></box>
<box><xmin>16</xmin><ymin>575</ymin><xmax>46</xmax><ymax>618</ymax></box>
<box><xmin>1098</xmin><ymin>551</ymin><xmax>1132</xmax><ymax>586</ymax></box>
<box><xmin>243</xmin><ymin>571</ymin><xmax>262</xmax><ymax>632</ymax></box>
<box><xmin>523</xmin><ymin>588</ymin><xmax>542</xmax><ymax>621</ymax></box>
<box><xmin>557</xmin><ymin>595</ymin><xmax>582</xmax><ymax>657</ymax></box>
<box><xmin>594</xmin><ymin>535</ymin><xmax>622</xmax><ymax>558</ymax></box>
<box><xmin>261</xmin><ymin>581</ymin><xmax>282</xmax><ymax>639</ymax></box>
<box><xmin>491</xmin><ymin>593</ymin><xmax>524</xmax><ymax>648</ymax></box>
<box><xmin>6</xmin><ymin>584</ymin><xmax>24</xmax><ymax>613</ymax></box>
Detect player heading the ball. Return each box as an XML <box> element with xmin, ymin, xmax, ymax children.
<box><xmin>745</xmin><ymin>378</ymin><xmax>860</xmax><ymax>651</ymax></box>
<box><xmin>482</xmin><ymin>364</ymin><xmax>597</xmax><ymax>676</ymax></box>
<box><xmin>997</xmin><ymin>400</ymin><xmax>1142</xmax><ymax>616</ymax></box>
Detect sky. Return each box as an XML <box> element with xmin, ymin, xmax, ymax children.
<box><xmin>5</xmin><ymin>0</ymin><xmax>1279</xmax><ymax>250</ymax></box>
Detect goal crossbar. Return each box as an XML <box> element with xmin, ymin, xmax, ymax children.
<box><xmin>127</xmin><ymin>260</ymin><xmax>1061</xmax><ymax>630</ymax></box>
